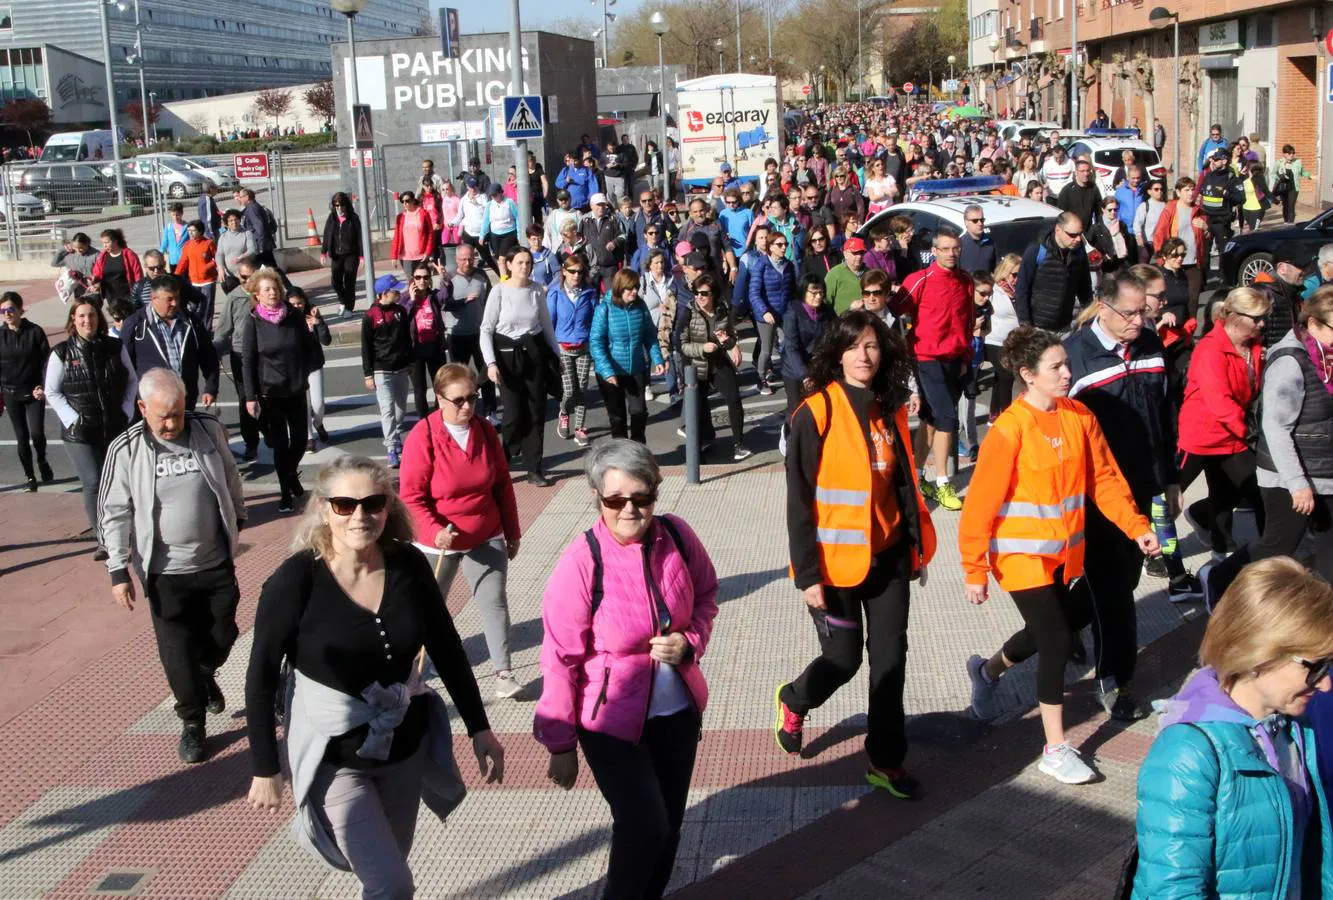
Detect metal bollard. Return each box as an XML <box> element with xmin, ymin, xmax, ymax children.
<box><xmin>683</xmin><ymin>363</ymin><xmax>700</xmax><ymax>485</ymax></box>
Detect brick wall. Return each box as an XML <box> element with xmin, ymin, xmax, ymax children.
<box><xmin>1275</xmin><ymin>7</ymin><xmax>1320</xmax><ymax>199</ymax></box>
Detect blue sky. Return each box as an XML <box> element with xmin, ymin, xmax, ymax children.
<box><xmin>429</xmin><ymin>0</ymin><xmax>614</xmax><ymax>36</ymax></box>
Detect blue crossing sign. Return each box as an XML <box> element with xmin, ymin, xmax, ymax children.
<box><xmin>503</xmin><ymin>95</ymin><xmax>544</xmax><ymax>140</ymax></box>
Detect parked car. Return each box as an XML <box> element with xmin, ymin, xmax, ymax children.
<box><xmin>107</xmin><ymin>155</ymin><xmax>209</xmax><ymax>200</ymax></box>
<box><xmin>182</xmin><ymin>155</ymin><xmax>240</xmax><ymax>191</ymax></box>
<box><xmin>0</xmin><ymin>191</ymin><xmax>46</xmax><ymax>221</ymax></box>
<box><xmin>1221</xmin><ymin>206</ymin><xmax>1333</xmax><ymax>286</ymax></box>
<box><xmin>18</xmin><ymin>164</ymin><xmax>150</xmax><ymax>214</ymax></box>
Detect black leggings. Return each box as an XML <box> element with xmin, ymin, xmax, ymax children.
<box><xmin>329</xmin><ymin>253</ymin><xmax>359</xmax><ymax>310</ymax></box>
<box><xmin>492</xmin><ymin>334</ymin><xmax>550</xmax><ymax>475</ymax></box>
<box><xmin>983</xmin><ymin>344</ymin><xmax>1014</xmax><ymax>416</ymax></box>
<box><xmin>693</xmin><ymin>362</ymin><xmax>745</xmax><ymax>445</ymax></box>
<box><xmin>1206</xmin><ymin>488</ymin><xmax>1333</xmax><ymax>600</ymax></box>
<box><xmin>579</xmin><ymin>709</ymin><xmax>700</xmax><ymax>900</ymax></box>
<box><xmin>1178</xmin><ymin>449</ymin><xmax>1265</xmax><ymax>553</ymax></box>
<box><xmin>258</xmin><ymin>393</ymin><xmax>307</xmax><ymax>495</ymax></box>
<box><xmin>1001</xmin><ymin>567</ymin><xmax>1094</xmax><ymax>705</ymax></box>
<box><xmin>461</xmin><ymin>231</ymin><xmax>499</xmax><ymax>274</ymax></box>
<box><xmin>3</xmin><ymin>390</ymin><xmax>47</xmax><ymax>478</ymax></box>
<box><xmin>783</xmin><ymin>542</ymin><xmax>913</xmax><ymax>769</ymax></box>
<box><xmin>409</xmin><ymin>346</ymin><xmax>446</xmax><ymax>420</ymax></box>
<box><xmin>598</xmin><ymin>373</ymin><xmax>648</xmax><ymax>443</ymax></box>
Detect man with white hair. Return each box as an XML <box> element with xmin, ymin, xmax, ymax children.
<box><xmin>99</xmin><ymin>368</ymin><xmax>246</xmax><ymax>764</ymax></box>
<box><xmin>1302</xmin><ymin>243</ymin><xmax>1333</xmax><ymax>300</ymax></box>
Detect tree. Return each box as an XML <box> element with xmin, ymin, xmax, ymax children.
<box><xmin>883</xmin><ymin>19</ymin><xmax>958</xmax><ymax>89</ymax></box>
<box><xmin>253</xmin><ymin>89</ymin><xmax>293</xmax><ymax>132</ymax></box>
<box><xmin>304</xmin><ymin>80</ymin><xmax>336</xmax><ymax>126</ymax></box>
<box><xmin>0</xmin><ymin>98</ymin><xmax>52</xmax><ymax>145</ymax></box>
<box><xmin>123</xmin><ymin>99</ymin><xmax>162</xmax><ymax>138</ymax></box>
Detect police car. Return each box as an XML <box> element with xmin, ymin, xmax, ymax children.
<box><xmin>858</xmin><ymin>175</ymin><xmax>1060</xmax><ymax>267</ymax></box>
<box><xmin>1065</xmin><ymin>129</ymin><xmax>1167</xmax><ymax>195</ymax></box>
<box><xmin>994</xmin><ymin>119</ymin><xmax>1061</xmax><ymax>145</ymax></box>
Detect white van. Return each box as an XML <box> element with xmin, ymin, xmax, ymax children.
<box><xmin>40</xmin><ymin>130</ymin><xmax>120</xmax><ymax>163</ymax></box>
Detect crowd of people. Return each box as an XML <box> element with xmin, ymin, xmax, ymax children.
<box><xmin>8</xmin><ymin>97</ymin><xmax>1333</xmax><ymax>899</ymax></box>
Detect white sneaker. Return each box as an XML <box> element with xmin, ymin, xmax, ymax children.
<box><xmin>1038</xmin><ymin>742</ymin><xmax>1097</xmax><ymax>785</ymax></box>
<box><xmin>494</xmin><ymin>671</ymin><xmax>523</xmax><ymax>699</ymax></box>
<box><xmin>967</xmin><ymin>654</ymin><xmax>1000</xmax><ymax>721</ymax></box>
<box><xmin>644</xmin><ymin>386</ymin><xmax>655</xmax><ymax>402</ymax></box>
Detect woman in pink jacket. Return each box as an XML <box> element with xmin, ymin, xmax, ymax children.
<box><xmin>399</xmin><ymin>362</ymin><xmax>524</xmax><ymax>698</ymax></box>
<box><xmin>439</xmin><ymin>181</ymin><xmax>462</xmax><ymax>257</ymax></box>
<box><xmin>536</xmin><ymin>438</ymin><xmax>719</xmax><ymax>900</ymax></box>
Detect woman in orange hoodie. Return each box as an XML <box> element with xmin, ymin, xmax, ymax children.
<box><xmin>959</xmin><ymin>326</ymin><xmax>1159</xmax><ymax>786</ymax></box>
<box><xmin>1152</xmin><ymin>176</ymin><xmax>1208</xmax><ymax>307</ymax></box>
<box><xmin>174</xmin><ymin>219</ymin><xmax>218</xmax><ymax>328</ymax></box>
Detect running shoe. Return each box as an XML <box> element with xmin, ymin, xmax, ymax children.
<box><xmin>933</xmin><ymin>482</ymin><xmax>963</xmax><ymax>511</ymax></box>
<box><xmin>1143</xmin><ymin>555</ymin><xmax>1168</xmax><ymax>579</ymax></box>
<box><xmin>1097</xmin><ymin>686</ymin><xmax>1144</xmax><ymax>722</ymax></box>
<box><xmin>758</xmin><ymin>381</ymin><xmax>774</xmax><ymax>396</ymax></box>
<box><xmin>38</xmin><ymin>459</ymin><xmax>54</xmax><ymax>482</ymax></box>
<box><xmin>178</xmin><ymin>722</ymin><xmax>207</xmax><ymax>764</ymax></box>
<box><xmin>865</xmin><ymin>766</ymin><xmax>920</xmax><ymax>799</ymax></box>
<box><xmin>92</xmin><ymin>546</ymin><xmax>109</xmax><ymax>561</ymax></box>
<box><xmin>967</xmin><ymin>654</ymin><xmax>1000</xmax><ymax>721</ymax></box>
<box><xmin>918</xmin><ymin>480</ymin><xmax>938</xmax><ymax>502</ymax></box>
<box><xmin>558</xmin><ymin>413</ymin><xmax>571</xmax><ymax>440</ymax></box>
<box><xmin>205</xmin><ymin>675</ymin><xmax>225</xmax><ymax>715</ymax></box>
<box><xmin>1166</xmin><ymin>573</ymin><xmax>1204</xmax><ymax>603</ymax></box>
<box><xmin>574</xmin><ymin>428</ymin><xmax>590</xmax><ymax>447</ymax></box>
<box><xmin>278</xmin><ymin>495</ymin><xmax>295</xmax><ymax>514</ymax></box>
<box><xmin>773</xmin><ymin>683</ymin><xmax>804</xmax><ymax>754</ymax></box>
<box><xmin>644</xmin><ymin>386</ymin><xmax>655</xmax><ymax>403</ymax></box>
<box><xmin>25</xmin><ymin>477</ymin><xmax>36</xmax><ymax>493</ymax></box>
<box><xmin>387</xmin><ymin>446</ymin><xmax>400</xmax><ymax>469</ymax></box>
<box><xmin>494</xmin><ymin>671</ymin><xmax>524</xmax><ymax>699</ymax></box>
<box><xmin>1038</xmin><ymin>742</ymin><xmax>1096</xmax><ymax>784</ymax></box>
<box><xmin>1199</xmin><ymin>561</ymin><xmax>1218</xmax><ymax>613</ymax></box>
<box><xmin>733</xmin><ymin>443</ymin><xmax>753</xmax><ymax>461</ymax></box>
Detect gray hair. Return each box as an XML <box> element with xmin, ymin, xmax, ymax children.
<box><xmin>963</xmin><ymin>204</ymin><xmax>983</xmax><ymax>220</ymax></box>
<box><xmin>1318</xmin><ymin>244</ymin><xmax>1333</xmax><ymax>268</ymax></box>
<box><xmin>583</xmin><ymin>438</ymin><xmax>662</xmax><ymax>494</ymax></box>
<box><xmin>138</xmin><ymin>367</ymin><xmax>186</xmax><ymax>405</ymax></box>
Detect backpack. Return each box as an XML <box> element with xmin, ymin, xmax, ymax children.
<box><xmin>261</xmin><ymin>204</ymin><xmax>279</xmax><ymax>240</ymax></box>
<box><xmin>583</xmin><ymin>515</ymin><xmax>689</xmax><ymax>619</ymax></box>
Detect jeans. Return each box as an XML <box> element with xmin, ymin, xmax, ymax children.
<box><xmin>598</xmin><ymin>373</ymin><xmax>648</xmax><ymax>443</ymax></box>
<box><xmin>307</xmin><ymin>368</ymin><xmax>326</xmax><ymax>439</ymax></box>
<box><xmin>434</xmin><ymin>537</ymin><xmax>511</xmax><ymax>672</ymax></box>
<box><xmin>3</xmin><ymin>389</ymin><xmax>47</xmax><ymax>479</ymax></box>
<box><xmin>258</xmin><ymin>393</ymin><xmax>307</xmax><ymax>496</ymax></box>
<box><xmin>579</xmin><ymin>709</ymin><xmax>700</xmax><ymax>900</ymax></box>
<box><xmin>753</xmin><ymin>320</ymin><xmax>782</xmax><ymax>382</ymax></box>
<box><xmin>373</xmin><ymin>369</ymin><xmax>410</xmax><ymax>452</ymax></box>
<box><xmin>188</xmin><ymin>282</ymin><xmax>216</xmax><ymax>332</ymax></box>
<box><xmin>145</xmin><ymin>561</ymin><xmax>240</xmax><ymax>725</ymax></box>
<box><xmin>64</xmin><ymin>439</ymin><xmax>106</xmax><ymax>532</ymax></box>
<box><xmin>782</xmin><ymin>542</ymin><xmax>913</xmax><ymax>769</ymax></box>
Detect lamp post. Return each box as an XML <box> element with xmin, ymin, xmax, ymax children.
<box><xmin>117</xmin><ymin>0</ymin><xmax>152</xmax><ymax>147</ymax></box>
<box><xmin>988</xmin><ymin>36</ymin><xmax>1000</xmax><ymax>112</ymax></box>
<box><xmin>589</xmin><ymin>0</ymin><xmax>616</xmax><ymax>66</ymax></box>
<box><xmin>818</xmin><ymin>64</ymin><xmax>826</xmax><ymax>103</ymax></box>
<box><xmin>97</xmin><ymin>0</ymin><xmax>126</xmax><ymax>204</ymax></box>
<box><xmin>1069</xmin><ymin>0</ymin><xmax>1079</xmax><ymax>129</ymax></box>
<box><xmin>650</xmin><ymin>12</ymin><xmax>671</xmax><ymax>199</ymax></box>
<box><xmin>715</xmin><ymin>38</ymin><xmax>724</xmax><ymax>74</ymax></box>
<box><xmin>331</xmin><ymin>0</ymin><xmax>376</xmax><ymax>314</ymax></box>
<box><xmin>947</xmin><ymin>53</ymin><xmax>956</xmax><ymax>96</ymax></box>
<box><xmin>857</xmin><ymin>0</ymin><xmax>863</xmax><ymax>100</ymax></box>
<box><xmin>735</xmin><ymin>0</ymin><xmax>741</xmax><ymax>73</ymax></box>
<box><xmin>1150</xmin><ymin>6</ymin><xmax>1180</xmax><ymax>178</ymax></box>
<box><xmin>509</xmin><ymin>0</ymin><xmax>530</xmax><ymax>234</ymax></box>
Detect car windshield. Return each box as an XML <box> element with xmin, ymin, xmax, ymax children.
<box><xmin>990</xmin><ymin>219</ymin><xmax>1056</xmax><ymax>258</ymax></box>
<box><xmin>41</xmin><ymin>145</ymin><xmax>81</xmax><ymax>162</ymax></box>
<box><xmin>1093</xmin><ymin>149</ymin><xmax>1160</xmax><ymax>169</ymax></box>
<box><xmin>157</xmin><ymin>158</ymin><xmax>189</xmax><ymax>172</ymax></box>
<box><xmin>191</xmin><ymin>157</ymin><xmax>220</xmax><ymax>167</ymax></box>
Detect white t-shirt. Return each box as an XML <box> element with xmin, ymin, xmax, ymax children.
<box><xmin>1042</xmin><ymin>157</ymin><xmax>1075</xmax><ymax>196</ymax></box>
<box><xmin>444</xmin><ymin>420</ymin><xmax>470</xmax><ymax>451</ymax></box>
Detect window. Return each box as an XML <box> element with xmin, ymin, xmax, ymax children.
<box><xmin>1255</xmin><ymin>87</ymin><xmax>1270</xmax><ymax>142</ymax></box>
<box><xmin>0</xmin><ymin>7</ymin><xmax>12</xmax><ymax>31</ymax></box>
<box><xmin>1253</xmin><ymin>14</ymin><xmax>1274</xmax><ymax>49</ymax></box>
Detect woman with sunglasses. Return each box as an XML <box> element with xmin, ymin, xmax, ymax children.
<box><xmin>1088</xmin><ymin>195</ymin><xmax>1133</xmax><ymax>275</ymax></box>
<box><xmin>1202</xmin><ymin>288</ymin><xmax>1333</xmax><ymax>608</ymax></box>
<box><xmin>1132</xmin><ymin>557</ymin><xmax>1333</xmax><ymax>899</ymax></box>
<box><xmin>1133</xmin><ymin>180</ymin><xmax>1168</xmax><ymax>259</ymax></box>
<box><xmin>537</xmin><ymin>438</ymin><xmax>719</xmax><ymax>900</ymax></box>
<box><xmin>400</xmin><ymin>364</ymin><xmax>523</xmax><ymax>699</ymax></box>
<box><xmin>673</xmin><ymin>272</ymin><xmax>751</xmax><ymax>460</ymax></box>
<box><xmin>480</xmin><ymin>247</ymin><xmax>559</xmax><ymax>486</ymax></box>
<box><xmin>749</xmin><ymin>228</ymin><xmax>797</xmax><ymax>396</ymax></box>
<box><xmin>0</xmin><ymin>292</ymin><xmax>53</xmax><ymax>491</ymax></box>
<box><xmin>320</xmin><ymin>192</ymin><xmax>362</xmax><ymax>313</ymax></box>
<box><xmin>546</xmin><ymin>255</ymin><xmax>598</xmax><ymax>448</ymax></box>
<box><xmin>404</xmin><ymin>265</ymin><xmax>448</xmax><ymax>421</ymax></box>
<box><xmin>246</xmin><ymin>455</ymin><xmax>505</xmax><ymax>899</ymax></box>
<box><xmin>801</xmin><ymin>225</ymin><xmax>842</xmax><ymax>281</ymax></box>
<box><xmin>284</xmin><ymin>287</ymin><xmax>331</xmax><ymax>452</ymax></box>
<box><xmin>775</xmin><ymin>310</ymin><xmax>936</xmax><ymax>798</ymax></box>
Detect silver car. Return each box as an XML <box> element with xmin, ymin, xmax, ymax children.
<box><xmin>117</xmin><ymin>155</ymin><xmax>209</xmax><ymax>199</ymax></box>
<box><xmin>182</xmin><ymin>156</ymin><xmax>240</xmax><ymax>191</ymax></box>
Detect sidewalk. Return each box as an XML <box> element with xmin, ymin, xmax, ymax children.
<box><xmin>0</xmin><ymin>466</ymin><xmax>1217</xmax><ymax>898</ymax></box>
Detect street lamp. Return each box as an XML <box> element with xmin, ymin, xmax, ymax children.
<box><xmin>97</xmin><ymin>0</ymin><xmax>126</xmax><ymax>204</ymax></box>
<box><xmin>947</xmin><ymin>53</ymin><xmax>956</xmax><ymax>95</ymax></box>
<box><xmin>818</xmin><ymin>64</ymin><xmax>826</xmax><ymax>103</ymax></box>
<box><xmin>714</xmin><ymin>38</ymin><xmax>724</xmax><ymax>74</ymax></box>
<box><xmin>115</xmin><ymin>0</ymin><xmax>152</xmax><ymax>148</ymax></box>
<box><xmin>590</xmin><ymin>0</ymin><xmax>616</xmax><ymax>66</ymax></box>
<box><xmin>1150</xmin><ymin>6</ymin><xmax>1181</xmax><ymax>179</ymax></box>
<box><xmin>650</xmin><ymin>11</ymin><xmax>671</xmax><ymax>198</ymax></box>
<box><xmin>330</xmin><ymin>0</ymin><xmax>377</xmax><ymax>315</ymax></box>
<box><xmin>988</xmin><ymin>37</ymin><xmax>1000</xmax><ymax>112</ymax></box>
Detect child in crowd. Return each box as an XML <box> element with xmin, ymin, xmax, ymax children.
<box><xmin>361</xmin><ymin>287</ymin><xmax>413</xmax><ymax>468</ymax></box>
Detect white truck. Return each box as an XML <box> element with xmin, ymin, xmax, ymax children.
<box><xmin>675</xmin><ymin>74</ymin><xmax>783</xmax><ymax>192</ymax></box>
<box><xmin>40</xmin><ymin>130</ymin><xmax>121</xmax><ymax>162</ymax></box>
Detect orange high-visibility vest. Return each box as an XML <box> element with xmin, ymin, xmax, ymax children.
<box><xmin>958</xmin><ymin>396</ymin><xmax>1150</xmax><ymax>591</ymax></box>
<box><xmin>802</xmin><ymin>382</ymin><xmax>937</xmax><ymax>587</ymax></box>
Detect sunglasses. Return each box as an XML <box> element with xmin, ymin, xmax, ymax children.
<box><xmin>1061</xmin><ymin>228</ymin><xmax>1085</xmax><ymax>239</ymax></box>
<box><xmin>0</xmin><ymin>306</ymin><xmax>17</xmax><ymax>314</ymax></box>
<box><xmin>695</xmin><ymin>289</ymin><xmax>713</xmax><ymax>297</ymax></box>
<box><xmin>145</xmin><ymin>265</ymin><xmax>164</xmax><ymax>272</ymax></box>
<box><xmin>412</xmin><ymin>274</ymin><xmax>430</xmax><ymax>280</ymax></box>
<box><xmin>1169</xmin><ymin>251</ymin><xmax>1187</xmax><ymax>258</ymax></box>
<box><xmin>600</xmin><ymin>492</ymin><xmax>658</xmax><ymax>511</ymax></box>
<box><xmin>1233</xmin><ymin>310</ymin><xmax>1266</xmax><ymax>324</ymax></box>
<box><xmin>862</xmin><ymin>288</ymin><xmax>885</xmax><ymax>296</ymax></box>
<box><xmin>442</xmin><ymin>391</ymin><xmax>481</xmax><ymax>408</ymax></box>
<box><xmin>564</xmin><ymin>267</ymin><xmax>585</xmax><ymax>275</ymax></box>
<box><xmin>328</xmin><ymin>494</ymin><xmax>389</xmax><ymax>516</ymax></box>
<box><xmin>966</xmin><ymin>218</ymin><xmax>985</xmax><ymax>224</ymax></box>
<box><xmin>1294</xmin><ymin>655</ymin><xmax>1333</xmax><ymax>687</ymax></box>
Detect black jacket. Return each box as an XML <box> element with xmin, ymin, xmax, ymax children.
<box><xmin>1014</xmin><ymin>229</ymin><xmax>1092</xmax><ymax>331</ymax></box>
<box><xmin>0</xmin><ymin>318</ymin><xmax>49</xmax><ymax>394</ymax></box>
<box><xmin>242</xmin><ymin>309</ymin><xmax>314</xmax><ymax>400</ymax></box>
<box><xmin>1056</xmin><ymin>180</ymin><xmax>1102</xmax><ymax>232</ymax></box>
<box><xmin>1087</xmin><ymin>223</ymin><xmax>1136</xmax><ymax>274</ymax></box>
<box><xmin>321</xmin><ymin>210</ymin><xmax>362</xmax><ymax>258</ymax></box>
<box><xmin>802</xmin><ymin>248</ymin><xmax>842</xmax><ymax>282</ymax></box>
<box><xmin>120</xmin><ymin>307</ymin><xmax>220</xmax><ymax>410</ymax></box>
<box><xmin>1255</xmin><ymin>345</ymin><xmax>1333</xmax><ymax>481</ymax></box>
<box><xmin>52</xmin><ymin>335</ymin><xmax>129</xmax><ymax>444</ymax></box>
<box><xmin>780</xmin><ymin>302</ymin><xmax>835</xmax><ymax>381</ymax></box>
<box><xmin>1199</xmin><ymin>168</ymin><xmax>1244</xmax><ymax>222</ymax></box>
<box><xmin>1064</xmin><ymin>323</ymin><xmax>1176</xmax><ymax>498</ymax></box>
<box><xmin>1161</xmin><ymin>267</ymin><xmax>1192</xmax><ymax>326</ymax></box>
<box><xmin>361</xmin><ymin>301</ymin><xmax>413</xmax><ymax>375</ymax></box>
<box><xmin>1257</xmin><ymin>278</ymin><xmax>1304</xmax><ymax>349</ymax></box>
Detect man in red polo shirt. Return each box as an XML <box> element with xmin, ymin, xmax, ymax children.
<box><xmin>896</xmin><ymin>228</ymin><xmax>974</xmax><ymax>511</ymax></box>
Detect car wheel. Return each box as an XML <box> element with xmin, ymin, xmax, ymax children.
<box><xmin>168</xmin><ymin>182</ymin><xmax>187</xmax><ymax>199</ymax></box>
<box><xmin>39</xmin><ymin>196</ymin><xmax>55</xmax><ymax>215</ymax></box>
<box><xmin>1239</xmin><ymin>252</ymin><xmax>1274</xmax><ymax>286</ymax></box>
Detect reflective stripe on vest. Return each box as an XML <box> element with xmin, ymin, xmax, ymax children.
<box><xmin>990</xmin><ymin>532</ymin><xmax>1085</xmax><ymax>554</ymax></box>
<box><xmin>997</xmin><ymin>495</ymin><xmax>1085</xmax><ymax>518</ymax></box>
<box><xmin>817</xmin><ymin>527</ymin><xmax>870</xmax><ymax>546</ymax></box>
<box><xmin>815</xmin><ymin>487</ymin><xmax>870</xmax><ymax>506</ymax></box>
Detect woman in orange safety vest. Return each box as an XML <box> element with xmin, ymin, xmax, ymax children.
<box><xmin>959</xmin><ymin>326</ymin><xmax>1159</xmax><ymax>786</ymax></box>
<box><xmin>774</xmin><ymin>309</ymin><xmax>937</xmax><ymax>799</ymax></box>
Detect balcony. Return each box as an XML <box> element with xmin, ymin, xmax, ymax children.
<box><xmin>1029</xmin><ymin>17</ymin><xmax>1045</xmax><ymax>52</ymax></box>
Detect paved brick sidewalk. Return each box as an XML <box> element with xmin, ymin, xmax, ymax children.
<box><xmin>0</xmin><ymin>468</ymin><xmax>1217</xmax><ymax>898</ymax></box>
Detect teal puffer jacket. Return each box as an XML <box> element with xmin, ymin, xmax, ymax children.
<box><xmin>589</xmin><ymin>298</ymin><xmax>664</xmax><ymax>380</ymax></box>
<box><xmin>1133</xmin><ymin>718</ymin><xmax>1333</xmax><ymax>899</ymax></box>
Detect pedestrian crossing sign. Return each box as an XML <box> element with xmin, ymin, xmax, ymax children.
<box><xmin>502</xmin><ymin>95</ymin><xmax>544</xmax><ymax>139</ymax></box>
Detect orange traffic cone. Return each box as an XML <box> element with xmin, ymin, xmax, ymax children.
<box><xmin>305</xmin><ymin>208</ymin><xmax>319</xmax><ymax>247</ymax></box>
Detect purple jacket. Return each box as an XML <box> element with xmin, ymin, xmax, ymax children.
<box><xmin>534</xmin><ymin>515</ymin><xmax>719</xmax><ymax>752</ymax></box>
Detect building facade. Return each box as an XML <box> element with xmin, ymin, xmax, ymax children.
<box><xmin>0</xmin><ymin>0</ymin><xmax>427</xmax><ymax>114</ymax></box>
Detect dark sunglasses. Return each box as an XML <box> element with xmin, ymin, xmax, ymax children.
<box><xmin>442</xmin><ymin>391</ymin><xmax>481</xmax><ymax>408</ymax></box>
<box><xmin>145</xmin><ymin>265</ymin><xmax>164</xmax><ymax>272</ymax></box>
<box><xmin>695</xmin><ymin>289</ymin><xmax>713</xmax><ymax>297</ymax></box>
<box><xmin>412</xmin><ymin>274</ymin><xmax>430</xmax><ymax>280</ymax></box>
<box><xmin>328</xmin><ymin>494</ymin><xmax>389</xmax><ymax>516</ymax></box>
<box><xmin>600</xmin><ymin>492</ymin><xmax>658</xmax><ymax>511</ymax></box>
<box><xmin>0</xmin><ymin>305</ymin><xmax>17</xmax><ymax>314</ymax></box>
<box><xmin>1233</xmin><ymin>310</ymin><xmax>1266</xmax><ymax>324</ymax></box>
<box><xmin>862</xmin><ymin>287</ymin><xmax>885</xmax><ymax>296</ymax></box>
<box><xmin>564</xmin><ymin>267</ymin><xmax>585</xmax><ymax>275</ymax></box>
<box><xmin>1295</xmin><ymin>655</ymin><xmax>1333</xmax><ymax>687</ymax></box>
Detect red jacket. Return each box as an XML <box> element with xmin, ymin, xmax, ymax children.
<box><xmin>92</xmin><ymin>248</ymin><xmax>143</xmax><ymax>285</ymax></box>
<box><xmin>398</xmin><ymin>412</ymin><xmax>520</xmax><ymax>551</ymax></box>
<box><xmin>1177</xmin><ymin>324</ymin><xmax>1264</xmax><ymax>455</ymax></box>
<box><xmin>1152</xmin><ymin>199</ymin><xmax>1207</xmax><ymax>260</ymax></box>
<box><xmin>897</xmin><ymin>261</ymin><xmax>974</xmax><ymax>362</ymax></box>
<box><xmin>390</xmin><ymin>207</ymin><xmax>436</xmax><ymax>261</ymax></box>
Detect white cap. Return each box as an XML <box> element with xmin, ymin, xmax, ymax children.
<box><xmin>590</xmin><ymin>192</ymin><xmax>609</xmax><ymax>207</ymax></box>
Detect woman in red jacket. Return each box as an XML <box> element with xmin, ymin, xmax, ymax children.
<box><xmin>399</xmin><ymin>363</ymin><xmax>524</xmax><ymax>699</ymax></box>
<box><xmin>1177</xmin><ymin>286</ymin><xmax>1272</xmax><ymax>559</ymax></box>
<box><xmin>1152</xmin><ymin>177</ymin><xmax>1208</xmax><ymax>309</ymax></box>
<box><xmin>390</xmin><ymin>191</ymin><xmax>436</xmax><ymax>274</ymax></box>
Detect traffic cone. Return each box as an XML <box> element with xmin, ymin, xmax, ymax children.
<box><xmin>306</xmin><ymin>208</ymin><xmax>319</xmax><ymax>247</ymax></box>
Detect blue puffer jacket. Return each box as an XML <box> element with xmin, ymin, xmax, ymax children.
<box><xmin>546</xmin><ymin>282</ymin><xmax>598</xmax><ymax>346</ymax></box>
<box><xmin>732</xmin><ymin>248</ymin><xmax>765</xmax><ymax>315</ymax></box>
<box><xmin>1133</xmin><ymin>667</ymin><xmax>1333</xmax><ymax>899</ymax></box>
<box><xmin>589</xmin><ymin>298</ymin><xmax>665</xmax><ymax>380</ymax></box>
<box><xmin>748</xmin><ymin>256</ymin><xmax>797</xmax><ymax>322</ymax></box>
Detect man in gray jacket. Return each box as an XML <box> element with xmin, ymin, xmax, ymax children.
<box><xmin>99</xmin><ymin>369</ymin><xmax>246</xmax><ymax>764</ymax></box>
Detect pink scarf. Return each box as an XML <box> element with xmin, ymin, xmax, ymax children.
<box><xmin>255</xmin><ymin>302</ymin><xmax>287</xmax><ymax>325</ymax></box>
<box><xmin>1303</xmin><ymin>333</ymin><xmax>1333</xmax><ymax>394</ymax></box>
